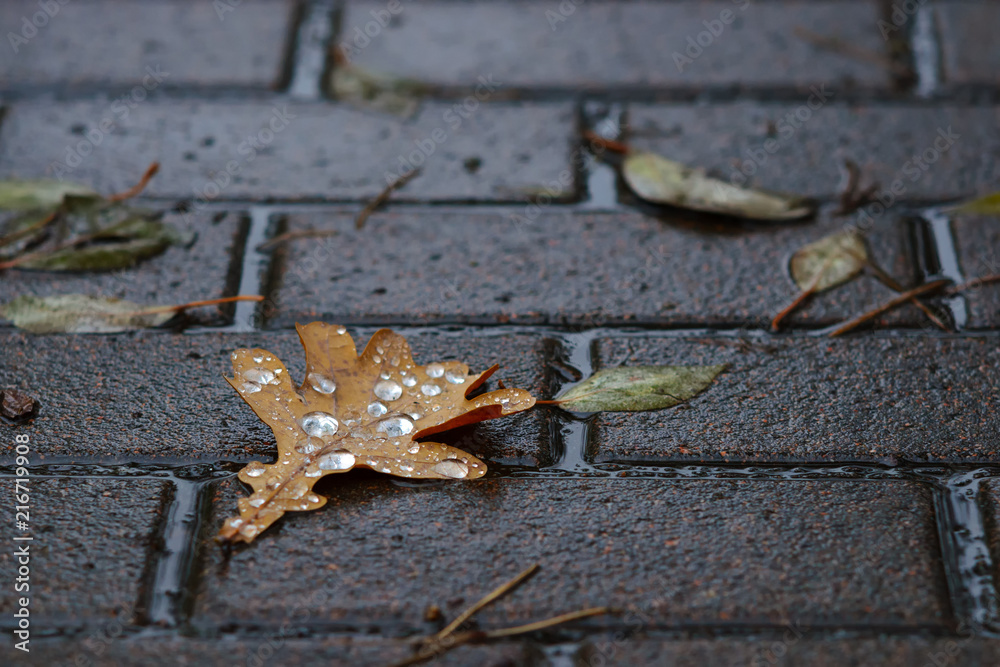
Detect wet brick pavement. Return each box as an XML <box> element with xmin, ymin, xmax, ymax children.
<box><xmin>1</xmin><ymin>1</ymin><xmax>999</xmax><ymax>665</ymax></box>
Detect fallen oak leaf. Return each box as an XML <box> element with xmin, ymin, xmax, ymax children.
<box><xmin>0</xmin><ymin>294</ymin><xmax>263</xmax><ymax>333</ymax></box>
<box><xmin>219</xmin><ymin>322</ymin><xmax>536</xmax><ymax>544</ymax></box>
<box><xmin>542</xmin><ymin>365</ymin><xmax>726</xmax><ymax>413</ymax></box>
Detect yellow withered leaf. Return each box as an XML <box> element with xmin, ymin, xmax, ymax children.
<box><xmin>219</xmin><ymin>323</ymin><xmax>535</xmax><ymax>543</ymax></box>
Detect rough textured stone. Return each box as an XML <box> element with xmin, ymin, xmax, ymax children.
<box><xmin>268</xmin><ymin>208</ymin><xmax>923</xmax><ymax>328</ymax></box>
<box><xmin>0</xmin><ymin>330</ymin><xmax>549</xmax><ymax>465</ymax></box>
<box><xmin>627</xmin><ymin>103</ymin><xmax>998</xmax><ymax>201</ymax></box>
<box><xmin>985</xmin><ymin>479</ymin><xmax>1000</xmax><ymax>597</ymax></box>
<box><xmin>592</xmin><ymin>336</ymin><xmax>1000</xmax><ymax>463</ymax></box>
<box><xmin>0</xmin><ymin>478</ymin><xmax>167</xmax><ymax>627</ymax></box>
<box><xmin>194</xmin><ymin>478</ymin><xmax>947</xmax><ymax>629</ymax></box>
<box><xmin>953</xmin><ymin>215</ymin><xmax>1000</xmax><ymax>329</ymax></box>
<box><xmin>341</xmin><ymin>1</ymin><xmax>889</xmax><ymax>89</ymax></box>
<box><xmin>578</xmin><ymin>636</ymin><xmax>1000</xmax><ymax>667</ymax></box>
<box><xmin>19</xmin><ymin>637</ymin><xmax>540</xmax><ymax>667</ymax></box>
<box><xmin>0</xmin><ymin>0</ymin><xmax>295</xmax><ymax>90</ymax></box>
<box><xmin>0</xmin><ymin>210</ymin><xmax>246</xmax><ymax>329</ymax></box>
<box><xmin>0</xmin><ymin>100</ymin><xmax>574</xmax><ymax>202</ymax></box>
<box><xmin>937</xmin><ymin>2</ymin><xmax>1000</xmax><ymax>87</ymax></box>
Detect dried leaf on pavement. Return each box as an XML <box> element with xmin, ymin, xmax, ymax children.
<box><xmin>0</xmin><ymin>294</ymin><xmax>262</xmax><ymax>334</ymax></box>
<box><xmin>790</xmin><ymin>230</ymin><xmax>868</xmax><ymax>292</ymax></box>
<box><xmin>552</xmin><ymin>365</ymin><xmax>726</xmax><ymax>413</ymax></box>
<box><xmin>219</xmin><ymin>323</ymin><xmax>536</xmax><ymax>544</ymax></box>
<box><xmin>622</xmin><ymin>151</ymin><xmax>813</xmax><ymax>221</ymax></box>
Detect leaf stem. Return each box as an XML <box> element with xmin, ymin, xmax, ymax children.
<box><xmin>864</xmin><ymin>261</ymin><xmax>950</xmax><ymax>332</ymax></box>
<box><xmin>771</xmin><ymin>253</ymin><xmax>835</xmax><ymax>331</ymax></box>
<box><xmin>582</xmin><ymin>130</ymin><xmax>630</xmax><ymax>155</ymax></box>
<box><xmin>106</xmin><ymin>162</ymin><xmax>160</xmax><ymax>203</ymax></box>
<box><xmin>434</xmin><ymin>563</ymin><xmax>539</xmax><ymax>641</ymax></box>
<box><xmin>131</xmin><ymin>294</ymin><xmax>264</xmax><ymax>316</ymax></box>
<box><xmin>829</xmin><ymin>279</ymin><xmax>950</xmax><ymax>336</ymax></box>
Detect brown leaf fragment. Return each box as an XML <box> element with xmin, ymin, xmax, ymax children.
<box><xmin>1</xmin><ymin>389</ymin><xmax>38</xmax><ymax>422</ymax></box>
<box><xmin>219</xmin><ymin>323</ymin><xmax>536</xmax><ymax>543</ymax></box>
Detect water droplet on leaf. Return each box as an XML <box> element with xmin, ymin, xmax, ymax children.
<box><xmin>301</xmin><ymin>412</ymin><xmax>339</xmax><ymax>437</ymax></box>
<box><xmin>374</xmin><ymin>379</ymin><xmax>402</xmax><ymax>401</ymax></box>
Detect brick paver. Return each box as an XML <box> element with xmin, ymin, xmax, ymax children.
<box><xmin>954</xmin><ymin>215</ymin><xmax>1000</xmax><ymax>329</ymax></box>
<box><xmin>269</xmin><ymin>208</ymin><xmax>920</xmax><ymax>328</ymax></box>
<box><xmin>0</xmin><ymin>478</ymin><xmax>168</xmax><ymax>626</ymax></box>
<box><xmin>593</xmin><ymin>336</ymin><xmax>1000</xmax><ymax>463</ymax></box>
<box><xmin>2</xmin><ymin>0</ymin><xmax>998</xmax><ymax>663</ymax></box>
<box><xmin>0</xmin><ymin>100</ymin><xmax>574</xmax><ymax>201</ymax></box>
<box><xmin>0</xmin><ymin>0</ymin><xmax>296</xmax><ymax>91</ymax></box>
<box><xmin>341</xmin><ymin>1</ymin><xmax>890</xmax><ymax>90</ymax></box>
<box><xmin>627</xmin><ymin>103</ymin><xmax>997</xmax><ymax>201</ymax></box>
<box><xmin>194</xmin><ymin>477</ymin><xmax>947</xmax><ymax>628</ymax></box>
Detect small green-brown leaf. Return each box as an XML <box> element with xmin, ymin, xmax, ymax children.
<box><xmin>0</xmin><ymin>180</ymin><xmax>98</xmax><ymax>211</ymax></box>
<box><xmin>331</xmin><ymin>62</ymin><xmax>428</xmax><ymax>117</ymax></box>
<box><xmin>0</xmin><ymin>295</ymin><xmax>174</xmax><ymax>333</ymax></box>
<box><xmin>790</xmin><ymin>230</ymin><xmax>868</xmax><ymax>292</ymax></box>
<box><xmin>622</xmin><ymin>152</ymin><xmax>813</xmax><ymax>221</ymax></box>
<box><xmin>949</xmin><ymin>192</ymin><xmax>1000</xmax><ymax>216</ymax></box>
<box><xmin>555</xmin><ymin>365</ymin><xmax>726</xmax><ymax>413</ymax></box>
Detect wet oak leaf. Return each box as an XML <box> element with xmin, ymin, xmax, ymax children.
<box><xmin>220</xmin><ymin>323</ymin><xmax>536</xmax><ymax>543</ymax></box>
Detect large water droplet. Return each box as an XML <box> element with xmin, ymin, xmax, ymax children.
<box><xmin>377</xmin><ymin>416</ymin><xmax>414</xmax><ymax>437</ymax></box>
<box><xmin>295</xmin><ymin>436</ymin><xmax>323</xmax><ymax>455</ymax></box>
<box><xmin>335</xmin><ymin>325</ymin><xmax>347</xmax><ymax>334</ymax></box>
<box><xmin>445</xmin><ymin>370</ymin><xmax>466</xmax><ymax>384</ymax></box>
<box><xmin>421</xmin><ymin>382</ymin><xmax>442</xmax><ymax>396</ymax></box>
<box><xmin>407</xmin><ymin>444</ymin><xmax>420</xmax><ymax>454</ymax></box>
<box><xmin>307</xmin><ymin>372</ymin><xmax>336</xmax><ymax>394</ymax></box>
<box><xmin>244</xmin><ymin>367</ymin><xmax>276</xmax><ymax>385</ymax></box>
<box><xmin>374</xmin><ymin>379</ymin><xmax>402</xmax><ymax>401</ymax></box>
<box><xmin>372</xmin><ymin>354</ymin><xmax>382</xmax><ymax>364</ymax></box>
<box><xmin>400</xmin><ymin>462</ymin><xmax>414</xmax><ymax>472</ymax></box>
<box><xmin>252</xmin><ymin>353</ymin><xmax>264</xmax><ymax>363</ymax></box>
<box><xmin>244</xmin><ymin>461</ymin><xmax>266</xmax><ymax>477</ymax></box>
<box><xmin>241</xmin><ymin>381</ymin><xmax>262</xmax><ymax>394</ymax></box>
<box><xmin>239</xmin><ymin>523</ymin><xmax>260</xmax><ymax>539</ymax></box>
<box><xmin>402</xmin><ymin>375</ymin><xmax>417</xmax><ymax>387</ymax></box>
<box><xmin>426</xmin><ymin>363</ymin><xmax>444</xmax><ymax>378</ymax></box>
<box><xmin>301</xmin><ymin>412</ymin><xmax>339</xmax><ymax>437</ymax></box>
<box><xmin>285</xmin><ymin>480</ymin><xmax>309</xmax><ymax>499</ymax></box>
<box><xmin>433</xmin><ymin>460</ymin><xmax>469</xmax><ymax>478</ymax></box>
<box><xmin>317</xmin><ymin>450</ymin><xmax>355</xmax><ymax>470</ymax></box>
<box><xmin>249</xmin><ymin>496</ymin><xmax>265</xmax><ymax>508</ymax></box>
<box><xmin>265</xmin><ymin>475</ymin><xmax>282</xmax><ymax>489</ymax></box>
<box><xmin>368</xmin><ymin>401</ymin><xmax>388</xmax><ymax>417</ymax></box>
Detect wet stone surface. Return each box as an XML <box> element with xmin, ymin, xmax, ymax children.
<box><xmin>953</xmin><ymin>214</ymin><xmax>1000</xmax><ymax>329</ymax></box>
<box><xmin>591</xmin><ymin>336</ymin><xmax>1000</xmax><ymax>463</ymax></box>
<box><xmin>936</xmin><ymin>2</ymin><xmax>1000</xmax><ymax>88</ymax></box>
<box><xmin>0</xmin><ymin>0</ymin><xmax>295</xmax><ymax>90</ymax></box>
<box><xmin>0</xmin><ymin>478</ymin><xmax>167</xmax><ymax>628</ymax></box>
<box><xmin>0</xmin><ymin>210</ymin><xmax>246</xmax><ymax>329</ymax></box>
<box><xmin>0</xmin><ymin>101</ymin><xmax>574</xmax><ymax>202</ymax></box>
<box><xmin>341</xmin><ymin>1</ymin><xmax>889</xmax><ymax>90</ymax></box>
<box><xmin>577</xmin><ymin>636</ymin><xmax>1000</xmax><ymax>667</ymax></box>
<box><xmin>627</xmin><ymin>104</ymin><xmax>1000</xmax><ymax>201</ymax></box>
<box><xmin>18</xmin><ymin>637</ymin><xmax>541</xmax><ymax>667</ymax></box>
<box><xmin>0</xmin><ymin>330</ymin><xmax>550</xmax><ymax>465</ymax></box>
<box><xmin>194</xmin><ymin>477</ymin><xmax>947</xmax><ymax>629</ymax></box>
<box><xmin>984</xmin><ymin>479</ymin><xmax>1000</xmax><ymax>595</ymax></box>
<box><xmin>268</xmin><ymin>208</ymin><xmax>920</xmax><ymax>328</ymax></box>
